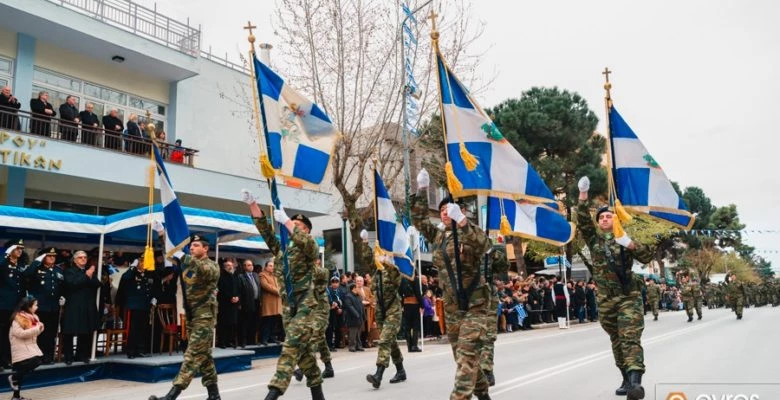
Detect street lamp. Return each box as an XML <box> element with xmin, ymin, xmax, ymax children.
<box><xmin>340</xmin><ymin>207</ymin><xmax>348</xmax><ymax>274</ymax></box>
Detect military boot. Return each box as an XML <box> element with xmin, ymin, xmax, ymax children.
<box><xmin>483</xmin><ymin>369</ymin><xmax>496</xmax><ymax>387</ymax></box>
<box><xmin>687</xmin><ymin>315</ymin><xmax>693</xmax><ymax>322</ymax></box>
<box><xmin>321</xmin><ymin>361</ymin><xmax>334</xmax><ymax>378</ymax></box>
<box><xmin>475</xmin><ymin>392</ymin><xmax>492</xmax><ymax>400</ymax></box>
<box><xmin>264</xmin><ymin>387</ymin><xmax>282</xmax><ymax>400</ymax></box>
<box><xmin>366</xmin><ymin>365</ymin><xmax>385</xmax><ymax>388</ymax></box>
<box><xmin>149</xmin><ymin>386</ymin><xmax>182</xmax><ymax>400</ymax></box>
<box><xmin>294</xmin><ymin>368</ymin><xmax>304</xmax><ymax>382</ymax></box>
<box><xmin>697</xmin><ymin>314</ymin><xmax>702</xmax><ymax>320</ymax></box>
<box><xmin>653</xmin><ymin>315</ymin><xmax>658</xmax><ymax>321</ymax></box>
<box><xmin>389</xmin><ymin>362</ymin><xmax>406</xmax><ymax>384</ymax></box>
<box><xmin>206</xmin><ymin>383</ymin><xmax>221</xmax><ymax>400</ymax></box>
<box><xmin>626</xmin><ymin>371</ymin><xmax>645</xmax><ymax>400</ymax></box>
<box><xmin>615</xmin><ymin>370</ymin><xmax>630</xmax><ymax>396</ymax></box>
<box><xmin>310</xmin><ymin>385</ymin><xmax>325</xmax><ymax>400</ymax></box>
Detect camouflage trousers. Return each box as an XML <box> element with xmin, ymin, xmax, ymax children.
<box><xmin>730</xmin><ymin>297</ymin><xmax>744</xmax><ymax>317</ymax></box>
<box><xmin>375</xmin><ymin>303</ymin><xmax>403</xmax><ymax>368</ymax></box>
<box><xmin>172</xmin><ymin>317</ymin><xmax>217</xmax><ymax>389</ymax></box>
<box><xmin>598</xmin><ymin>291</ymin><xmax>645</xmax><ymax>373</ymax></box>
<box><xmin>479</xmin><ymin>299</ymin><xmax>498</xmax><ymax>373</ymax></box>
<box><xmin>269</xmin><ymin>310</ymin><xmax>322</xmax><ymax>393</ymax></box>
<box><xmin>446</xmin><ymin>307</ymin><xmax>491</xmax><ymax>400</ymax></box>
<box><xmin>648</xmin><ymin>299</ymin><xmax>659</xmax><ymax>317</ymax></box>
<box><xmin>312</xmin><ymin>310</ymin><xmax>331</xmax><ymax>363</ymax></box>
<box><xmin>685</xmin><ymin>298</ymin><xmax>703</xmax><ymax>318</ymax></box>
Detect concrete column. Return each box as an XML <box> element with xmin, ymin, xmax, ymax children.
<box><xmin>167</xmin><ymin>81</ymin><xmax>177</xmax><ymax>142</ymax></box>
<box><xmin>12</xmin><ymin>33</ymin><xmax>35</xmax><ymax>132</ymax></box>
<box><xmin>5</xmin><ymin>167</ymin><xmax>26</xmax><ymax>206</ymax></box>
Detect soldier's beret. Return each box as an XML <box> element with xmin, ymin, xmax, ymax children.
<box><xmin>43</xmin><ymin>247</ymin><xmax>56</xmax><ymax>256</ymax></box>
<box><xmin>596</xmin><ymin>206</ymin><xmax>613</xmax><ymax>220</ymax></box>
<box><xmin>12</xmin><ymin>239</ymin><xmax>24</xmax><ymax>248</ymax></box>
<box><xmin>190</xmin><ymin>234</ymin><xmax>210</xmax><ymax>245</ymax></box>
<box><xmin>291</xmin><ymin>214</ymin><xmax>312</xmax><ymax>231</ymax></box>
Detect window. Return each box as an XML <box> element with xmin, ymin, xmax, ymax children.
<box><xmin>138</xmin><ymin>115</ymin><xmax>164</xmax><ymax>134</ymax></box>
<box><xmin>50</xmin><ymin>201</ymin><xmax>97</xmax><ymax>215</ymax></box>
<box><xmin>23</xmin><ymin>198</ymin><xmax>49</xmax><ymax>210</ymax></box>
<box><xmin>33</xmin><ymin>67</ymin><xmax>81</xmax><ymax>92</ymax></box>
<box><xmin>0</xmin><ymin>58</ymin><xmax>11</xmax><ymax>74</ymax></box>
<box><xmin>31</xmin><ymin>85</ymin><xmax>79</xmax><ymax>113</ymax></box>
<box><xmin>323</xmin><ymin>229</ymin><xmax>343</xmax><ymax>253</ymax></box>
<box><xmin>97</xmin><ymin>206</ymin><xmax>126</xmax><ymax>216</ymax></box>
<box><xmin>84</xmin><ymin>82</ymin><xmax>127</xmax><ymax>105</ymax></box>
<box><xmin>0</xmin><ymin>78</ymin><xmax>7</xmax><ymax>89</ymax></box>
<box><xmin>130</xmin><ymin>96</ymin><xmax>166</xmax><ymax>116</ymax></box>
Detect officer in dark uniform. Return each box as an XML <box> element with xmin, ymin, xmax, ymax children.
<box><xmin>116</xmin><ymin>256</ymin><xmax>155</xmax><ymax>358</ymax></box>
<box><xmin>0</xmin><ymin>239</ymin><xmax>28</xmax><ymax>369</ymax></box>
<box><xmin>399</xmin><ymin>276</ymin><xmax>423</xmax><ymax>352</ymax></box>
<box><xmin>23</xmin><ymin>247</ymin><xmax>64</xmax><ymax>364</ymax></box>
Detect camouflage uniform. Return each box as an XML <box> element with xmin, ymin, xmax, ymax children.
<box><xmin>172</xmin><ymin>254</ymin><xmax>221</xmax><ymax>389</ymax></box>
<box><xmin>412</xmin><ymin>194</ymin><xmax>492</xmax><ymax>400</ymax></box>
<box><xmin>255</xmin><ymin>216</ymin><xmax>322</xmax><ymax>393</ymax></box>
<box><xmin>681</xmin><ymin>280</ymin><xmax>703</xmax><ymax>320</ymax></box>
<box><xmin>311</xmin><ymin>266</ymin><xmax>332</xmax><ymax>363</ymax></box>
<box><xmin>480</xmin><ymin>247</ymin><xmax>507</xmax><ymax>383</ymax></box>
<box><xmin>646</xmin><ymin>281</ymin><xmax>661</xmax><ymax>319</ymax></box>
<box><xmin>576</xmin><ymin>201</ymin><xmax>654</xmax><ymax>375</ymax></box>
<box><xmin>725</xmin><ymin>277</ymin><xmax>746</xmax><ymax>319</ymax></box>
<box><xmin>359</xmin><ymin>242</ymin><xmax>403</xmax><ymax>370</ymax></box>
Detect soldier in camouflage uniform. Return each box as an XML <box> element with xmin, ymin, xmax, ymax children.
<box><xmin>576</xmin><ymin>177</ymin><xmax>655</xmax><ymax>400</ymax></box>
<box><xmin>362</xmin><ymin>229</ymin><xmax>407</xmax><ymax>389</ymax></box>
<box><xmin>411</xmin><ymin>169</ymin><xmax>492</xmax><ymax>400</ymax></box>
<box><xmin>480</xmin><ymin>246</ymin><xmax>507</xmax><ymax>387</ymax></box>
<box><xmin>294</xmin><ymin>263</ymin><xmax>335</xmax><ymax>381</ymax></box>
<box><xmin>680</xmin><ymin>273</ymin><xmax>703</xmax><ymax>322</ymax></box>
<box><xmin>645</xmin><ymin>279</ymin><xmax>661</xmax><ymax>321</ymax></box>
<box><xmin>241</xmin><ymin>190</ymin><xmax>325</xmax><ymax>400</ymax></box>
<box><xmin>149</xmin><ymin>235</ymin><xmax>221</xmax><ymax>400</ymax></box>
<box><xmin>725</xmin><ymin>273</ymin><xmax>746</xmax><ymax>319</ymax></box>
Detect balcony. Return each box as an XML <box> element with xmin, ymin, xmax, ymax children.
<box><xmin>0</xmin><ymin>106</ymin><xmax>198</xmax><ymax>166</ymax></box>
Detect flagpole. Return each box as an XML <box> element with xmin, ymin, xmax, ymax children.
<box><xmin>602</xmin><ymin>67</ymin><xmax>619</xmax><ymax>209</ymax></box>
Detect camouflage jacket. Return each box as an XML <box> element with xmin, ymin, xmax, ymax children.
<box><xmin>726</xmin><ymin>280</ymin><xmax>746</xmax><ymax>300</ymax></box>
<box><xmin>254</xmin><ymin>216</ymin><xmax>319</xmax><ymax>315</ymax></box>
<box><xmin>411</xmin><ymin>193</ymin><xmax>491</xmax><ymax>313</ymax></box>
<box><xmin>681</xmin><ymin>282</ymin><xmax>702</xmax><ymax>300</ymax></box>
<box><xmin>180</xmin><ymin>254</ymin><xmax>220</xmax><ymax>320</ymax></box>
<box><xmin>313</xmin><ymin>265</ymin><xmax>330</xmax><ymax>318</ymax></box>
<box><xmin>646</xmin><ymin>283</ymin><xmax>661</xmax><ymax>301</ymax></box>
<box><xmin>358</xmin><ymin>240</ymin><xmax>401</xmax><ymax>321</ymax></box>
<box><xmin>576</xmin><ymin>200</ymin><xmax>654</xmax><ymax>296</ymax></box>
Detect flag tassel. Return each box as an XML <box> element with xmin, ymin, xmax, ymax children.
<box><xmin>445</xmin><ymin>162</ymin><xmax>463</xmax><ymax>193</ymax></box>
<box><xmin>458</xmin><ymin>142</ymin><xmax>478</xmax><ymax>171</ymax></box>
<box><xmin>614</xmin><ymin>199</ymin><xmax>633</xmax><ymax>224</ymax></box>
<box><xmin>143</xmin><ymin>245</ymin><xmax>155</xmax><ymax>271</ymax></box>
<box><xmin>499</xmin><ymin>215</ymin><xmax>512</xmax><ymax>236</ymax></box>
<box><xmin>260</xmin><ymin>154</ymin><xmax>275</xmax><ymax>180</ymax></box>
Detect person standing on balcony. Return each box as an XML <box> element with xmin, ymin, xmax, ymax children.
<box><xmin>102</xmin><ymin>108</ymin><xmax>123</xmax><ymax>150</ymax></box>
<box><xmin>78</xmin><ymin>102</ymin><xmax>100</xmax><ymax>146</ymax></box>
<box><xmin>29</xmin><ymin>91</ymin><xmax>55</xmax><ymax>137</ymax></box>
<box><xmin>126</xmin><ymin>114</ymin><xmax>142</xmax><ymax>154</ymax></box>
<box><xmin>58</xmin><ymin>95</ymin><xmax>80</xmax><ymax>142</ymax></box>
<box><xmin>0</xmin><ymin>86</ymin><xmax>21</xmax><ymax>130</ymax></box>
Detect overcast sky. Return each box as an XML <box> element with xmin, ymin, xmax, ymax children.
<box><xmin>136</xmin><ymin>0</ymin><xmax>780</xmax><ymax>271</ymax></box>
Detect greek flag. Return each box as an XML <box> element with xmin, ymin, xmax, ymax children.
<box><xmin>254</xmin><ymin>55</ymin><xmax>336</xmax><ymax>185</ymax></box>
<box><xmin>436</xmin><ymin>52</ymin><xmax>555</xmax><ymax>203</ymax></box>
<box><xmin>609</xmin><ymin>106</ymin><xmax>695</xmax><ymax>229</ymax></box>
<box><xmin>153</xmin><ymin>142</ymin><xmax>190</xmax><ymax>258</ymax></box>
<box><xmin>487</xmin><ymin>197</ymin><xmax>574</xmax><ymax>246</ymax></box>
<box><xmin>374</xmin><ymin>170</ymin><xmax>415</xmax><ymax>278</ymax></box>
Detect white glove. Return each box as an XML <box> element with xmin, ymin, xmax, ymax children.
<box><xmin>615</xmin><ymin>233</ymin><xmax>633</xmax><ymax>248</ymax></box>
<box><xmin>417</xmin><ymin>168</ymin><xmax>430</xmax><ymax>190</ymax></box>
<box><xmin>4</xmin><ymin>245</ymin><xmax>18</xmax><ymax>255</ymax></box>
<box><xmin>151</xmin><ymin>298</ymin><xmax>158</xmax><ymax>306</ymax></box>
<box><xmin>577</xmin><ymin>176</ymin><xmax>590</xmax><ymax>193</ymax></box>
<box><xmin>130</xmin><ymin>259</ymin><xmax>139</xmax><ymax>268</ymax></box>
<box><xmin>273</xmin><ymin>206</ymin><xmax>290</xmax><ymax>225</ymax></box>
<box><xmin>360</xmin><ymin>229</ymin><xmax>369</xmax><ymax>241</ymax></box>
<box><xmin>59</xmin><ymin>296</ymin><xmax>66</xmax><ymax>306</ymax></box>
<box><xmin>446</xmin><ymin>203</ymin><xmax>466</xmax><ymax>224</ymax></box>
<box><xmin>436</xmin><ymin>222</ymin><xmax>446</xmax><ymax>231</ymax></box>
<box><xmin>152</xmin><ymin>220</ymin><xmax>164</xmax><ymax>234</ymax></box>
<box><xmin>35</xmin><ymin>254</ymin><xmax>46</xmax><ymax>262</ymax></box>
<box><xmin>241</xmin><ymin>189</ymin><xmax>256</xmax><ymax>205</ymax></box>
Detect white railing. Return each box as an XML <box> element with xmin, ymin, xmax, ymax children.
<box><xmin>199</xmin><ymin>48</ymin><xmax>249</xmax><ymax>74</ymax></box>
<box><xmin>47</xmin><ymin>0</ymin><xmax>201</xmax><ymax>56</ymax></box>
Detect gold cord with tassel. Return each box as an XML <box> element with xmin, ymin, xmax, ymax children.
<box><xmin>499</xmin><ymin>215</ymin><xmax>512</xmax><ymax>236</ymax></box>
<box><xmin>458</xmin><ymin>142</ymin><xmax>478</xmax><ymax>171</ymax></box>
<box><xmin>444</xmin><ymin>162</ymin><xmax>463</xmax><ymax>194</ymax></box>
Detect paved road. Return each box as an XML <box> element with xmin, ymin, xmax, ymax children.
<box><xmin>22</xmin><ymin>306</ymin><xmax>780</xmax><ymax>400</ymax></box>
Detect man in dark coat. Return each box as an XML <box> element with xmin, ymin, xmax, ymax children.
<box><xmin>78</xmin><ymin>102</ymin><xmax>101</xmax><ymax>146</ymax></box>
<box><xmin>0</xmin><ymin>86</ymin><xmax>21</xmax><ymax>130</ymax></box>
<box><xmin>30</xmin><ymin>91</ymin><xmax>56</xmax><ymax>136</ymax></box>
<box><xmin>61</xmin><ymin>250</ymin><xmax>101</xmax><ymax>364</ymax></box>
<box><xmin>22</xmin><ymin>247</ymin><xmax>63</xmax><ymax>364</ymax></box>
<box><xmin>217</xmin><ymin>260</ymin><xmax>240</xmax><ymax>348</ymax></box>
<box><xmin>343</xmin><ymin>282</ymin><xmax>365</xmax><ymax>352</ymax></box>
<box><xmin>116</xmin><ymin>258</ymin><xmax>154</xmax><ymax>358</ymax></box>
<box><xmin>102</xmin><ymin>108</ymin><xmax>123</xmax><ymax>150</ymax></box>
<box><xmin>236</xmin><ymin>259</ymin><xmax>260</xmax><ymax>347</ymax></box>
<box><xmin>58</xmin><ymin>95</ymin><xmax>80</xmax><ymax>141</ymax></box>
<box><xmin>0</xmin><ymin>239</ymin><xmax>27</xmax><ymax>369</ymax></box>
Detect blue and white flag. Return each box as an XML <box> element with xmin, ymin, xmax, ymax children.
<box><xmin>487</xmin><ymin>197</ymin><xmax>574</xmax><ymax>246</ymax></box>
<box><xmin>609</xmin><ymin>106</ymin><xmax>695</xmax><ymax>229</ymax></box>
<box><xmin>374</xmin><ymin>170</ymin><xmax>415</xmax><ymax>278</ymax></box>
<box><xmin>153</xmin><ymin>142</ymin><xmax>190</xmax><ymax>258</ymax></box>
<box><xmin>436</xmin><ymin>52</ymin><xmax>555</xmax><ymax>203</ymax></box>
<box><xmin>254</xmin><ymin>55</ymin><xmax>337</xmax><ymax>185</ymax></box>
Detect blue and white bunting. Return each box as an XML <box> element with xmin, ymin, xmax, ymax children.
<box><xmin>374</xmin><ymin>170</ymin><xmax>415</xmax><ymax>278</ymax></box>
<box><xmin>153</xmin><ymin>142</ymin><xmax>190</xmax><ymax>258</ymax></box>
<box><xmin>609</xmin><ymin>106</ymin><xmax>695</xmax><ymax>229</ymax></box>
<box><xmin>487</xmin><ymin>197</ymin><xmax>574</xmax><ymax>246</ymax></box>
<box><xmin>253</xmin><ymin>55</ymin><xmax>337</xmax><ymax>185</ymax></box>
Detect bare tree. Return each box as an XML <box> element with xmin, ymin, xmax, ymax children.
<box><xmin>273</xmin><ymin>0</ymin><xmax>487</xmax><ymax>270</ymax></box>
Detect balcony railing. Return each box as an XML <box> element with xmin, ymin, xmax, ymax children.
<box><xmin>0</xmin><ymin>106</ymin><xmax>198</xmax><ymax>166</ymax></box>
<box><xmin>46</xmin><ymin>0</ymin><xmax>201</xmax><ymax>56</ymax></box>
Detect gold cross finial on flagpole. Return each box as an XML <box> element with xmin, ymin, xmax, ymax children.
<box><xmin>428</xmin><ymin>9</ymin><xmax>439</xmax><ymax>41</ymax></box>
<box><xmin>602</xmin><ymin>67</ymin><xmax>613</xmax><ymax>99</ymax></box>
<box><xmin>244</xmin><ymin>21</ymin><xmax>257</xmax><ymax>44</ymax></box>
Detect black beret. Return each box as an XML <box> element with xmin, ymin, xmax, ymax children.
<box><xmin>595</xmin><ymin>206</ymin><xmax>613</xmax><ymax>221</ymax></box>
<box><xmin>291</xmin><ymin>213</ymin><xmax>312</xmax><ymax>230</ymax></box>
<box><xmin>190</xmin><ymin>234</ymin><xmax>210</xmax><ymax>245</ymax></box>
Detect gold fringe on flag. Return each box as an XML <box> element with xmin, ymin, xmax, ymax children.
<box><xmin>445</xmin><ymin>162</ymin><xmax>463</xmax><ymax>194</ymax></box>
<box><xmin>459</xmin><ymin>142</ymin><xmax>478</xmax><ymax>171</ymax></box>
<box><xmin>499</xmin><ymin>215</ymin><xmax>512</xmax><ymax>236</ymax></box>
<box><xmin>260</xmin><ymin>154</ymin><xmax>275</xmax><ymax>180</ymax></box>
<box><xmin>614</xmin><ymin>199</ymin><xmax>633</xmax><ymax>224</ymax></box>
